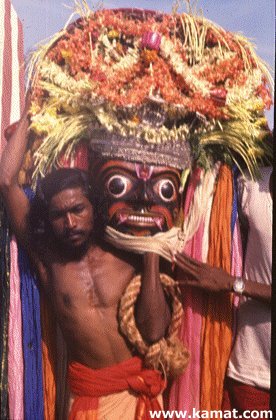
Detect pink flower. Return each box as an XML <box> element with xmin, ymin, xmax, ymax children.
<box><xmin>210</xmin><ymin>88</ymin><xmax>227</xmax><ymax>106</ymax></box>
<box><xmin>141</xmin><ymin>31</ymin><xmax>161</xmax><ymax>50</ymax></box>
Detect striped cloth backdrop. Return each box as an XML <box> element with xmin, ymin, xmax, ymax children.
<box><xmin>0</xmin><ymin>0</ymin><xmax>24</xmax><ymax>418</ymax></box>
<box><xmin>0</xmin><ymin>0</ymin><xmax>24</xmax><ymax>154</ymax></box>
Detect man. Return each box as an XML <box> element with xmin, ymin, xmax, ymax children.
<box><xmin>0</xmin><ymin>93</ymin><xmax>190</xmax><ymax>419</ymax></box>
<box><xmin>175</xmin><ymin>166</ymin><xmax>272</xmax><ymax>415</ymax></box>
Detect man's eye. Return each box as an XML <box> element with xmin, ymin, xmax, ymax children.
<box><xmin>106</xmin><ymin>175</ymin><xmax>131</xmax><ymax>198</ymax></box>
<box><xmin>155</xmin><ymin>179</ymin><xmax>177</xmax><ymax>202</ymax></box>
<box><xmin>50</xmin><ymin>212</ymin><xmax>62</xmax><ymax>220</ymax></box>
<box><xmin>74</xmin><ymin>206</ymin><xmax>85</xmax><ymax>213</ymax></box>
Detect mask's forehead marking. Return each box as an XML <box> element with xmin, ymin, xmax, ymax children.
<box><xmin>135</xmin><ymin>163</ymin><xmax>154</xmax><ymax>181</ymax></box>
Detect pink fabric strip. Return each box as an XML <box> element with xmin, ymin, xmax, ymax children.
<box><xmin>231</xmin><ymin>219</ymin><xmax>243</xmax><ymax>278</ymax></box>
<box><xmin>8</xmin><ymin>237</ymin><xmax>24</xmax><ymax>420</ymax></box>
<box><xmin>169</xmin><ymin>168</ymin><xmax>204</xmax><ymax>416</ymax></box>
<box><xmin>230</xmin><ymin>219</ymin><xmax>243</xmax><ymax>343</ymax></box>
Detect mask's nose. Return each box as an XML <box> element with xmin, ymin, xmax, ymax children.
<box><xmin>133</xmin><ymin>182</ymin><xmax>154</xmax><ymax>212</ymax></box>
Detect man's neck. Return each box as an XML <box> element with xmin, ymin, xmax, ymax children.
<box><xmin>48</xmin><ymin>237</ymin><xmax>95</xmax><ymax>262</ymax></box>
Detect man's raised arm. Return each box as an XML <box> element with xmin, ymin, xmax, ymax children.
<box><xmin>135</xmin><ymin>253</ymin><xmax>171</xmax><ymax>344</ymax></box>
<box><xmin>0</xmin><ymin>92</ymin><xmax>32</xmax><ymax>246</ymax></box>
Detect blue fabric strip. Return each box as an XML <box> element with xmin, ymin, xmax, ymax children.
<box><xmin>19</xmin><ymin>187</ymin><xmax>44</xmax><ymax>420</ymax></box>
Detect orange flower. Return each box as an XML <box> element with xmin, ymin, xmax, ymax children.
<box><xmin>141</xmin><ymin>49</ymin><xmax>158</xmax><ymax>65</ymax></box>
<box><xmin>131</xmin><ymin>115</ymin><xmax>141</xmax><ymax>124</ymax></box>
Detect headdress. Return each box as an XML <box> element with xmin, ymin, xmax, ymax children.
<box><xmin>24</xmin><ymin>2</ymin><xmax>273</xmax><ymax>183</ymax></box>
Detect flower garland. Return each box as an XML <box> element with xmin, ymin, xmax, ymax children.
<box><xmin>23</xmin><ymin>5</ymin><xmax>273</xmax><ymax>183</ymax></box>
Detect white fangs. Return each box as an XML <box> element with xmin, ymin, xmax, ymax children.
<box><xmin>118</xmin><ymin>214</ymin><xmax>128</xmax><ymax>225</ymax></box>
<box><xmin>154</xmin><ymin>217</ymin><xmax>163</xmax><ymax>230</ymax></box>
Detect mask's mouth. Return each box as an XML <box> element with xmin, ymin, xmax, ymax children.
<box><xmin>115</xmin><ymin>210</ymin><xmax>165</xmax><ymax>231</ymax></box>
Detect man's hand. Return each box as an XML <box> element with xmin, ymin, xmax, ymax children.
<box><xmin>22</xmin><ymin>89</ymin><xmax>32</xmax><ymax>118</ymax></box>
<box><xmin>175</xmin><ymin>252</ymin><xmax>233</xmax><ymax>293</ymax></box>
<box><xmin>4</xmin><ymin>91</ymin><xmax>32</xmax><ymax>141</ymax></box>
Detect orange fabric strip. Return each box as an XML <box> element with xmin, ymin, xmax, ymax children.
<box><xmin>200</xmin><ymin>164</ymin><xmax>233</xmax><ymax>413</ymax></box>
<box><xmin>40</xmin><ymin>293</ymin><xmax>57</xmax><ymax>420</ymax></box>
<box><xmin>68</xmin><ymin>357</ymin><xmax>166</xmax><ymax>420</ymax></box>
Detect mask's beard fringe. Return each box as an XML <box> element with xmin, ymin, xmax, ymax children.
<box><xmin>104</xmin><ymin>165</ymin><xmax>219</xmax><ymax>259</ymax></box>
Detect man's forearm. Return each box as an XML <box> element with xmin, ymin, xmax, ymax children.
<box><xmin>175</xmin><ymin>252</ymin><xmax>271</xmax><ymax>304</ymax></box>
<box><xmin>135</xmin><ymin>253</ymin><xmax>171</xmax><ymax>344</ymax></box>
<box><xmin>233</xmin><ymin>278</ymin><xmax>271</xmax><ymax>304</ymax></box>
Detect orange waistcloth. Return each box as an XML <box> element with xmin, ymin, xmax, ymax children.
<box><xmin>68</xmin><ymin>357</ymin><xmax>166</xmax><ymax>420</ymax></box>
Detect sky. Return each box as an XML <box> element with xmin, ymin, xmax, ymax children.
<box><xmin>12</xmin><ymin>0</ymin><xmax>275</xmax><ymax>128</ymax></box>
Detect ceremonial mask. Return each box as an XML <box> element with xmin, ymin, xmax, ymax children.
<box><xmin>93</xmin><ymin>159</ymin><xmax>181</xmax><ymax>236</ymax></box>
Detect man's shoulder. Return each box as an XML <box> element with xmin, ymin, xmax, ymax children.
<box><xmin>238</xmin><ymin>166</ymin><xmax>272</xmax><ymax>184</ymax></box>
<box><xmin>238</xmin><ymin>167</ymin><xmax>272</xmax><ymax>196</ymax></box>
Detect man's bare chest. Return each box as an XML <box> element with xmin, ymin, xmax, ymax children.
<box><xmin>41</xmin><ymin>248</ymin><xmax>137</xmax><ymax>311</ymax></box>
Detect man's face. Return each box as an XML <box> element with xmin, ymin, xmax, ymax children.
<box><xmin>94</xmin><ymin>160</ymin><xmax>181</xmax><ymax>236</ymax></box>
<box><xmin>48</xmin><ymin>187</ymin><xmax>94</xmax><ymax>249</ymax></box>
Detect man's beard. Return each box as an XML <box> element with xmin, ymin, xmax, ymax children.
<box><xmin>54</xmin><ymin>234</ymin><xmax>92</xmax><ymax>259</ymax></box>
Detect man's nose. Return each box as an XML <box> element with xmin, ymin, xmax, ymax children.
<box><xmin>65</xmin><ymin>213</ymin><xmax>76</xmax><ymax>228</ymax></box>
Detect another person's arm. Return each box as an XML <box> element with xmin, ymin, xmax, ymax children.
<box><xmin>135</xmin><ymin>252</ymin><xmax>171</xmax><ymax>344</ymax></box>
<box><xmin>0</xmin><ymin>92</ymin><xmax>32</xmax><ymax>247</ymax></box>
<box><xmin>175</xmin><ymin>252</ymin><xmax>271</xmax><ymax>304</ymax></box>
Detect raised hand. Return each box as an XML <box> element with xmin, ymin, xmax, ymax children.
<box><xmin>175</xmin><ymin>252</ymin><xmax>234</xmax><ymax>293</ymax></box>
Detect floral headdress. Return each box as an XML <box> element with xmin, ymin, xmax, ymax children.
<box><xmin>26</xmin><ymin>2</ymin><xmax>273</xmax><ymax>183</ymax></box>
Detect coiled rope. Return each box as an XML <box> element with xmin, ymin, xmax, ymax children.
<box><xmin>119</xmin><ymin>273</ymin><xmax>190</xmax><ymax>378</ymax></box>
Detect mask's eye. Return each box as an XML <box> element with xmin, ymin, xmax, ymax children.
<box><xmin>155</xmin><ymin>179</ymin><xmax>177</xmax><ymax>202</ymax></box>
<box><xmin>106</xmin><ymin>175</ymin><xmax>130</xmax><ymax>198</ymax></box>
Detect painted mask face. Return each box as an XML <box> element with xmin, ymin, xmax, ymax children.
<box><xmin>93</xmin><ymin>160</ymin><xmax>181</xmax><ymax>236</ymax></box>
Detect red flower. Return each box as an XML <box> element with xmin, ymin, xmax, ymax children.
<box><xmin>256</xmin><ymin>82</ymin><xmax>272</xmax><ymax>110</ymax></box>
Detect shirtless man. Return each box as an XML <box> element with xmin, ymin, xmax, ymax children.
<box><xmin>0</xmin><ymin>95</ymin><xmax>180</xmax><ymax>418</ymax></box>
